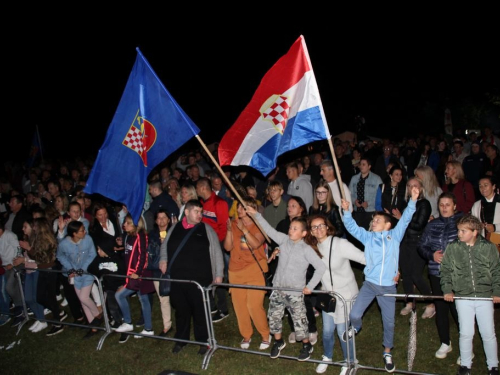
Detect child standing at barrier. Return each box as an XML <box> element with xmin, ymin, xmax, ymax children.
<box><xmin>440</xmin><ymin>214</ymin><xmax>499</xmax><ymax>375</ymax></box>
<box><xmin>340</xmin><ymin>184</ymin><xmax>419</xmax><ymax>373</ymax></box>
<box><xmin>245</xmin><ymin>205</ymin><xmax>326</xmax><ymax>362</ymax></box>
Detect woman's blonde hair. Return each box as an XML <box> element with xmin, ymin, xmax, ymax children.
<box><xmin>124</xmin><ymin>213</ymin><xmax>146</xmax><ymax>235</ymax></box>
<box><xmin>414</xmin><ymin>165</ymin><xmax>441</xmax><ymax>198</ymax></box>
<box><xmin>445</xmin><ymin>160</ymin><xmax>465</xmax><ymax>183</ymax></box>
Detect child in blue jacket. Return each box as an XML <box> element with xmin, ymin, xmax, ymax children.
<box><xmin>340</xmin><ymin>185</ymin><xmax>419</xmax><ymax>373</ymax></box>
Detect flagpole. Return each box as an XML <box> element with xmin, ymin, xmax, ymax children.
<box><xmin>195</xmin><ymin>135</ymin><xmax>272</xmax><ymax>244</ymax></box>
<box><xmin>327</xmin><ymin>137</ymin><xmax>346</xmax><ymax>201</ymax></box>
<box><xmin>36</xmin><ymin>125</ymin><xmax>44</xmax><ymax>162</ymax></box>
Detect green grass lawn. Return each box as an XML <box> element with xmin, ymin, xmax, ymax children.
<box><xmin>1</xmin><ymin>266</ymin><xmax>498</xmax><ymax>375</ymax></box>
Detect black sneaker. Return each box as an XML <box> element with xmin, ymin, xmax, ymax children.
<box><xmin>158</xmin><ymin>329</ymin><xmax>173</xmax><ymax>337</ymax></box>
<box><xmin>270</xmin><ymin>340</ymin><xmax>286</xmax><ymax>359</ymax></box>
<box><xmin>212</xmin><ymin>310</ymin><xmax>229</xmax><ymax>323</ymax></box>
<box><xmin>341</xmin><ymin>326</ymin><xmax>358</xmax><ymax>342</ymax></box>
<box><xmin>198</xmin><ymin>345</ymin><xmax>208</xmax><ymax>355</ymax></box>
<box><xmin>488</xmin><ymin>367</ymin><xmax>499</xmax><ymax>375</ymax></box>
<box><xmin>135</xmin><ymin>317</ymin><xmax>144</xmax><ymax>327</ymax></box>
<box><xmin>383</xmin><ymin>353</ymin><xmax>395</xmax><ymax>373</ymax></box>
<box><xmin>118</xmin><ymin>333</ymin><xmax>129</xmax><ymax>344</ymax></box>
<box><xmin>297</xmin><ymin>342</ymin><xmax>313</xmax><ymax>361</ymax></box>
<box><xmin>46</xmin><ymin>325</ymin><xmax>64</xmax><ymax>336</ymax></box>
<box><xmin>457</xmin><ymin>366</ymin><xmax>471</xmax><ymax>375</ymax></box>
<box><xmin>172</xmin><ymin>344</ymin><xmax>184</xmax><ymax>353</ymax></box>
<box><xmin>11</xmin><ymin>316</ymin><xmax>24</xmax><ymax>327</ymax></box>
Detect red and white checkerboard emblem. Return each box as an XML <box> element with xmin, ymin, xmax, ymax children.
<box><xmin>122</xmin><ymin>115</ymin><xmax>157</xmax><ymax>166</ymax></box>
<box><xmin>260</xmin><ymin>94</ymin><xmax>290</xmax><ymax>135</ymax></box>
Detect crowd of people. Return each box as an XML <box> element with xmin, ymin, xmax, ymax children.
<box><xmin>0</xmin><ymin>126</ymin><xmax>499</xmax><ymax>375</ymax></box>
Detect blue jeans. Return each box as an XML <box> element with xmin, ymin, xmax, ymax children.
<box><xmin>322</xmin><ymin>310</ymin><xmax>352</xmax><ymax>361</ymax></box>
<box><xmin>456</xmin><ymin>299</ymin><xmax>498</xmax><ymax>369</ymax></box>
<box><xmin>25</xmin><ymin>271</ymin><xmax>44</xmax><ymax>320</ymax></box>
<box><xmin>349</xmin><ymin>280</ymin><xmax>396</xmax><ymax>350</ymax></box>
<box><xmin>0</xmin><ymin>274</ymin><xmax>10</xmax><ymax>316</ymax></box>
<box><xmin>115</xmin><ymin>287</ymin><xmax>152</xmax><ymax>331</ymax></box>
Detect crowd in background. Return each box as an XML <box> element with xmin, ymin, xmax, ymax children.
<box><xmin>0</xmin><ymin>125</ymin><xmax>499</xmax><ymax>375</ymax></box>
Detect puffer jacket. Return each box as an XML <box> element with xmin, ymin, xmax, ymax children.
<box><xmin>440</xmin><ymin>236</ymin><xmax>500</xmax><ymax>298</ymax></box>
<box><xmin>417</xmin><ymin>212</ymin><xmax>463</xmax><ymax>276</ymax></box>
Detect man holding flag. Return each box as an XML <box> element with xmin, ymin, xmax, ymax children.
<box><xmin>84</xmin><ymin>48</ymin><xmax>200</xmax><ymax>224</ymax></box>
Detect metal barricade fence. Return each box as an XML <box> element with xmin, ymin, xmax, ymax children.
<box><xmin>8</xmin><ymin>268</ymin><xmax>492</xmax><ymax>374</ymax></box>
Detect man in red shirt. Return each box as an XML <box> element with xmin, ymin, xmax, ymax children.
<box><xmin>196</xmin><ymin>178</ymin><xmax>230</xmax><ymax>322</ymax></box>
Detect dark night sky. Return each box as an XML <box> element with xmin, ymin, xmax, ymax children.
<box><xmin>4</xmin><ymin>12</ymin><xmax>498</xmax><ymax>165</ymax></box>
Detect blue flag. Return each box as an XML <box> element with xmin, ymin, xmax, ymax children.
<box><xmin>84</xmin><ymin>48</ymin><xmax>200</xmax><ymax>224</ymax></box>
<box><xmin>26</xmin><ymin>126</ymin><xmax>43</xmax><ymax>168</ymax></box>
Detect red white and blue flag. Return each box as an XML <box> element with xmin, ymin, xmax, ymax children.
<box><xmin>218</xmin><ymin>35</ymin><xmax>330</xmax><ymax>176</ymax></box>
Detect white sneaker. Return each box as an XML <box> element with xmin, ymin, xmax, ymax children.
<box><xmin>339</xmin><ymin>366</ymin><xmax>349</xmax><ymax>375</ymax></box>
<box><xmin>400</xmin><ymin>303</ymin><xmax>412</xmax><ymax>315</ymax></box>
<box><xmin>288</xmin><ymin>331</ymin><xmax>296</xmax><ymax>343</ymax></box>
<box><xmin>43</xmin><ymin>308</ymin><xmax>51</xmax><ymax>316</ymax></box>
<box><xmin>456</xmin><ymin>353</ymin><xmax>475</xmax><ymax>365</ymax></box>
<box><xmin>134</xmin><ymin>329</ymin><xmax>154</xmax><ymax>338</ymax></box>
<box><xmin>32</xmin><ymin>321</ymin><xmax>48</xmax><ymax>333</ymax></box>
<box><xmin>435</xmin><ymin>343</ymin><xmax>452</xmax><ymax>359</ymax></box>
<box><xmin>240</xmin><ymin>338</ymin><xmax>251</xmax><ymax>349</ymax></box>
<box><xmin>422</xmin><ymin>305</ymin><xmax>436</xmax><ymax>319</ymax></box>
<box><xmin>316</xmin><ymin>355</ymin><xmax>331</xmax><ymax>373</ymax></box>
<box><xmin>309</xmin><ymin>331</ymin><xmax>318</xmax><ymax>345</ymax></box>
<box><xmin>259</xmin><ymin>335</ymin><xmax>271</xmax><ymax>350</ymax></box>
<box><xmin>115</xmin><ymin>323</ymin><xmax>134</xmax><ymax>333</ymax></box>
<box><xmin>29</xmin><ymin>321</ymin><xmax>41</xmax><ymax>332</ymax></box>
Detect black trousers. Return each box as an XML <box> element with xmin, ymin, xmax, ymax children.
<box><xmin>170</xmin><ymin>281</ymin><xmax>209</xmax><ymax>344</ymax></box>
<box><xmin>399</xmin><ymin>236</ymin><xmax>432</xmax><ymax>298</ymax></box>
<box><xmin>429</xmin><ymin>274</ymin><xmax>459</xmax><ymax>345</ymax></box>
<box><xmin>37</xmin><ymin>269</ymin><xmax>62</xmax><ymax>323</ymax></box>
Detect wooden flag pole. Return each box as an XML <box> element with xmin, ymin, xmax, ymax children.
<box><xmin>195</xmin><ymin>135</ymin><xmax>272</xmax><ymax>244</ymax></box>
<box><xmin>326</xmin><ymin>137</ymin><xmax>346</xmax><ymax>201</ymax></box>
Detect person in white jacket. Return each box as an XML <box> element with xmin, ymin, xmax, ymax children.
<box><xmin>471</xmin><ymin>176</ymin><xmax>500</xmax><ymax>239</ymax></box>
<box><xmin>306</xmin><ymin>214</ymin><xmax>365</xmax><ymax>375</ymax></box>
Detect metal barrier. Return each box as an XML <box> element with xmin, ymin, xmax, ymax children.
<box><xmin>7</xmin><ymin>268</ymin><xmax>492</xmax><ymax>374</ymax></box>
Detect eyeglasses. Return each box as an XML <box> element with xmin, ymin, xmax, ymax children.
<box><xmin>311</xmin><ymin>224</ymin><xmax>327</xmax><ymax>231</ymax></box>
<box><xmin>315</xmin><ymin>191</ymin><xmax>328</xmax><ymax>195</ymax></box>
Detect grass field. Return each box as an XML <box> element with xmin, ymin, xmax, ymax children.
<box><xmin>1</xmin><ymin>266</ymin><xmax>498</xmax><ymax>375</ymax></box>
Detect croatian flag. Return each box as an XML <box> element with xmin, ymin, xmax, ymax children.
<box><xmin>218</xmin><ymin>35</ymin><xmax>330</xmax><ymax>177</ymax></box>
<box><xmin>85</xmin><ymin>48</ymin><xmax>200</xmax><ymax>224</ymax></box>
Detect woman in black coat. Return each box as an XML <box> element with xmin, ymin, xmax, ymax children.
<box><xmin>397</xmin><ymin>177</ymin><xmax>433</xmax><ymax>318</ymax></box>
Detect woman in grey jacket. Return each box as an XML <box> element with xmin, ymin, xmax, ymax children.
<box><xmin>245</xmin><ymin>205</ymin><xmax>326</xmax><ymax>362</ymax></box>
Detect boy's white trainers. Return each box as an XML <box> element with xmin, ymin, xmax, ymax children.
<box><xmin>339</xmin><ymin>366</ymin><xmax>349</xmax><ymax>375</ymax></box>
<box><xmin>435</xmin><ymin>343</ymin><xmax>452</xmax><ymax>359</ymax></box>
<box><xmin>29</xmin><ymin>321</ymin><xmax>41</xmax><ymax>331</ymax></box>
<box><xmin>315</xmin><ymin>355</ymin><xmax>331</xmax><ymax>373</ymax></box>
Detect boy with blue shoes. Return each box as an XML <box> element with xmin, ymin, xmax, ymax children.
<box><xmin>340</xmin><ymin>185</ymin><xmax>419</xmax><ymax>373</ymax></box>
